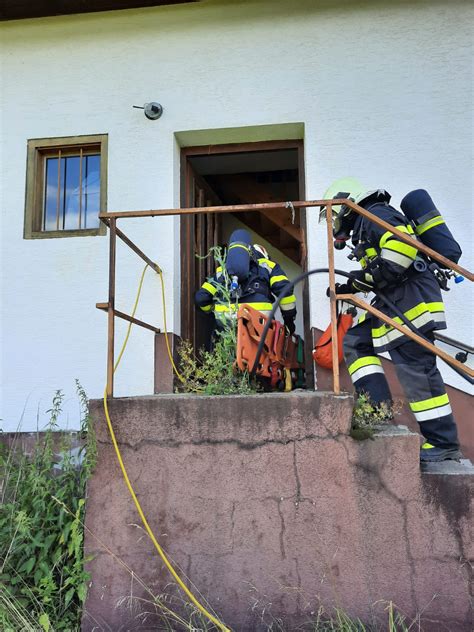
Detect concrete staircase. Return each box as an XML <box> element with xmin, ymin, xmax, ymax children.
<box><xmin>83</xmin><ymin>392</ymin><xmax>473</xmax><ymax>631</ymax></box>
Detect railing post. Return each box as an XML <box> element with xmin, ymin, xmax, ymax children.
<box><xmin>107</xmin><ymin>217</ymin><xmax>116</xmax><ymax>397</ymax></box>
<box><xmin>325</xmin><ymin>204</ymin><xmax>340</xmax><ymax>394</ymax></box>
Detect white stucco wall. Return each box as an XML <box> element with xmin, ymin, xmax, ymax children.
<box><xmin>1</xmin><ymin>0</ymin><xmax>472</xmax><ymax>431</ymax></box>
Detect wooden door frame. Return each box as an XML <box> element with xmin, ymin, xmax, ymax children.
<box><xmin>180</xmin><ymin>139</ymin><xmax>313</xmax><ymax>387</ymax></box>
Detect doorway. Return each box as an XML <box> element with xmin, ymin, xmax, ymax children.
<box><xmin>180</xmin><ymin>139</ymin><xmax>312</xmax><ymax>384</ymax></box>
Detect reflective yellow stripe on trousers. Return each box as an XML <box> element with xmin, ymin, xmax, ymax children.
<box><xmin>409</xmin><ymin>393</ymin><xmax>452</xmax><ymax>422</ymax></box>
<box><xmin>348</xmin><ymin>355</ymin><xmax>384</xmax><ymax>383</ymax></box>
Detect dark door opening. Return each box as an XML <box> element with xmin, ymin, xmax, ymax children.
<box><xmin>180</xmin><ymin>140</ymin><xmax>312</xmax><ymax>385</ymax></box>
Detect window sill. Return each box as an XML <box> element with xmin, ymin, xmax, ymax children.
<box><xmin>25</xmin><ymin>226</ymin><xmax>106</xmax><ymax>240</ymax></box>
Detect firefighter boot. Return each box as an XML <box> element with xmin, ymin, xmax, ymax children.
<box><xmin>420</xmin><ymin>442</ymin><xmax>462</xmax><ymax>463</ymax></box>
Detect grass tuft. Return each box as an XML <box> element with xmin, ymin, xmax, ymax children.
<box><xmin>0</xmin><ymin>381</ymin><xmax>96</xmax><ymax>631</ymax></box>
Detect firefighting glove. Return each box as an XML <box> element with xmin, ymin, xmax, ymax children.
<box><xmin>326</xmin><ymin>271</ymin><xmax>373</xmax><ymax>296</ymax></box>
<box><xmin>326</xmin><ymin>282</ymin><xmax>352</xmax><ymax>296</ymax></box>
<box><xmin>348</xmin><ymin>270</ymin><xmax>374</xmax><ymax>293</ymax></box>
<box><xmin>283</xmin><ymin>316</ymin><xmax>296</xmax><ymax>335</ymax></box>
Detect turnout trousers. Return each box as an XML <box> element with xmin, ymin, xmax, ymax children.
<box><xmin>343</xmin><ymin>320</ymin><xmax>460</xmax><ymax>450</ymax></box>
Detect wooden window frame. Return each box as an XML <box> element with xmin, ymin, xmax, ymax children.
<box><xmin>24</xmin><ymin>134</ymin><xmax>108</xmax><ymax>239</ymax></box>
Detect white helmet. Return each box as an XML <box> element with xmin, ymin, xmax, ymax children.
<box><xmin>253</xmin><ymin>244</ymin><xmax>269</xmax><ymax>259</ymax></box>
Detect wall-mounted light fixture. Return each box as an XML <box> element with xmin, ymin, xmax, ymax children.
<box><xmin>133</xmin><ymin>102</ymin><xmax>164</xmax><ymax>120</ymax></box>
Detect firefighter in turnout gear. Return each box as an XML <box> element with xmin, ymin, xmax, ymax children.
<box><xmin>324</xmin><ymin>178</ymin><xmax>461</xmax><ymax>463</ymax></box>
<box><xmin>195</xmin><ymin>229</ymin><xmax>297</xmax><ymax>333</ymax></box>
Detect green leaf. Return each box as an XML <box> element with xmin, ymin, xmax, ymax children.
<box><xmin>64</xmin><ymin>587</ymin><xmax>75</xmax><ymax>609</ymax></box>
<box><xmin>77</xmin><ymin>582</ymin><xmax>87</xmax><ymax>603</ymax></box>
<box><xmin>19</xmin><ymin>556</ymin><xmax>36</xmax><ymax>575</ymax></box>
<box><xmin>43</xmin><ymin>533</ymin><xmax>56</xmax><ymax>551</ymax></box>
<box><xmin>39</xmin><ymin>613</ymin><xmax>50</xmax><ymax>632</ymax></box>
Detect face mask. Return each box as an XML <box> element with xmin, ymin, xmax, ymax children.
<box><xmin>333</xmin><ymin>204</ymin><xmax>356</xmax><ymax>240</ymax></box>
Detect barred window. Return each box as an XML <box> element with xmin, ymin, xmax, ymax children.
<box><xmin>24</xmin><ymin>134</ymin><xmax>107</xmax><ymax>239</ymax></box>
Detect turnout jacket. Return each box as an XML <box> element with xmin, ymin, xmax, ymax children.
<box><xmin>352</xmin><ymin>202</ymin><xmax>446</xmax><ymax>352</ymax></box>
<box><xmin>195</xmin><ymin>257</ymin><xmax>297</xmax><ymax>321</ymax></box>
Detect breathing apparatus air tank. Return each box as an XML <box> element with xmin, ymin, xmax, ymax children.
<box><xmin>400</xmin><ymin>189</ymin><xmax>462</xmax><ymax>268</ymax></box>
<box><xmin>226</xmin><ymin>229</ymin><xmax>252</xmax><ymax>284</ymax></box>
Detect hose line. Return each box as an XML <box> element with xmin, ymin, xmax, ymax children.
<box><xmin>102</xmin><ymin>262</ymin><xmax>470</xmax><ymax>631</ymax></box>
<box><xmin>250</xmin><ymin>268</ymin><xmax>348</xmax><ymax>376</ymax></box>
<box><xmin>249</xmin><ymin>268</ymin><xmax>473</xmax><ymax>384</ymax></box>
<box><xmin>103</xmin><ymin>264</ymin><xmax>230</xmax><ymax>632</ymax></box>
<box><xmin>157</xmin><ymin>269</ymin><xmax>186</xmax><ymax>384</ymax></box>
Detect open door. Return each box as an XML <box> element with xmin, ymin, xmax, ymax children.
<box><xmin>180</xmin><ymin>140</ymin><xmax>312</xmax><ymax>386</ymax></box>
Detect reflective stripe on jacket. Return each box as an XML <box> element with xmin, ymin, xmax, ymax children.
<box><xmin>194</xmin><ymin>257</ymin><xmax>296</xmax><ymax>318</ymax></box>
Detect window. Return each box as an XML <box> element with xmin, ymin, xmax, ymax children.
<box><xmin>24</xmin><ymin>134</ymin><xmax>108</xmax><ymax>239</ymax></box>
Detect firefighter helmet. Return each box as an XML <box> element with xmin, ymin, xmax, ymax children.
<box><xmin>252</xmin><ymin>244</ymin><xmax>269</xmax><ymax>259</ymax></box>
<box><xmin>323</xmin><ymin>177</ymin><xmax>367</xmax><ymax>210</ymax></box>
<box><xmin>323</xmin><ymin>178</ymin><xmax>390</xmax><ymax>243</ymax></box>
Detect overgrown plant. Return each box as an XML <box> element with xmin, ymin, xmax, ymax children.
<box><xmin>117</xmin><ymin>590</ymin><xmax>419</xmax><ymax>631</ymax></box>
<box><xmin>177</xmin><ymin>246</ymin><xmax>258</xmax><ymax>396</ymax></box>
<box><xmin>350</xmin><ymin>393</ymin><xmax>400</xmax><ymax>441</ymax></box>
<box><xmin>0</xmin><ymin>381</ymin><xmax>96</xmax><ymax>631</ymax></box>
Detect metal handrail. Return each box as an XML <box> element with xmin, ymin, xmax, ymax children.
<box><xmin>99</xmin><ymin>200</ymin><xmax>473</xmax><ymax>281</ymax></box>
<box><xmin>434</xmin><ymin>333</ymin><xmax>474</xmax><ymax>356</ymax></box>
<box><xmin>99</xmin><ymin>197</ymin><xmax>473</xmax><ymax>396</ymax></box>
<box><xmin>97</xmin><ymin>217</ymin><xmax>163</xmax><ymax>395</ymax></box>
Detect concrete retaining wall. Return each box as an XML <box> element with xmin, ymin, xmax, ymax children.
<box><xmin>84</xmin><ymin>393</ymin><xmax>473</xmax><ymax>631</ymax></box>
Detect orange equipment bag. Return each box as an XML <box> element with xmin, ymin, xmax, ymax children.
<box><xmin>312</xmin><ymin>312</ymin><xmax>354</xmax><ymax>369</ymax></box>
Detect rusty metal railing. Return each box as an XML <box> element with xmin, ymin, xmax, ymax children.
<box><xmin>98</xmin><ymin>200</ymin><xmax>473</xmax><ymax>396</ymax></box>
<box><xmin>97</xmin><ymin>217</ymin><xmax>164</xmax><ymax>396</ymax></box>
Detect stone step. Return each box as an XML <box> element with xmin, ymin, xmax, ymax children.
<box><xmin>91</xmin><ymin>390</ymin><xmax>354</xmax><ymax>446</ymax></box>
<box><xmin>421</xmin><ymin>458</ymin><xmax>474</xmax><ymax>475</ymax></box>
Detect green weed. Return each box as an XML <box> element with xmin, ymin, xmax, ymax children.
<box><xmin>177</xmin><ymin>334</ymin><xmax>256</xmax><ymax>396</ymax></box>
<box><xmin>0</xmin><ymin>381</ymin><xmax>96</xmax><ymax>631</ymax></box>
<box><xmin>177</xmin><ymin>246</ymin><xmax>258</xmax><ymax>396</ymax></box>
<box><xmin>113</xmin><ymin>591</ymin><xmax>420</xmax><ymax>631</ymax></box>
<box><xmin>350</xmin><ymin>393</ymin><xmax>400</xmax><ymax>441</ymax></box>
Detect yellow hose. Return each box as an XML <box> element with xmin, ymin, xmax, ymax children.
<box><xmin>157</xmin><ymin>268</ymin><xmax>186</xmax><ymax>384</ymax></box>
<box><xmin>103</xmin><ymin>264</ymin><xmax>230</xmax><ymax>632</ymax></box>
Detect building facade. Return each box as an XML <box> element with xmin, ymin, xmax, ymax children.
<box><xmin>1</xmin><ymin>0</ymin><xmax>472</xmax><ymax>432</ymax></box>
